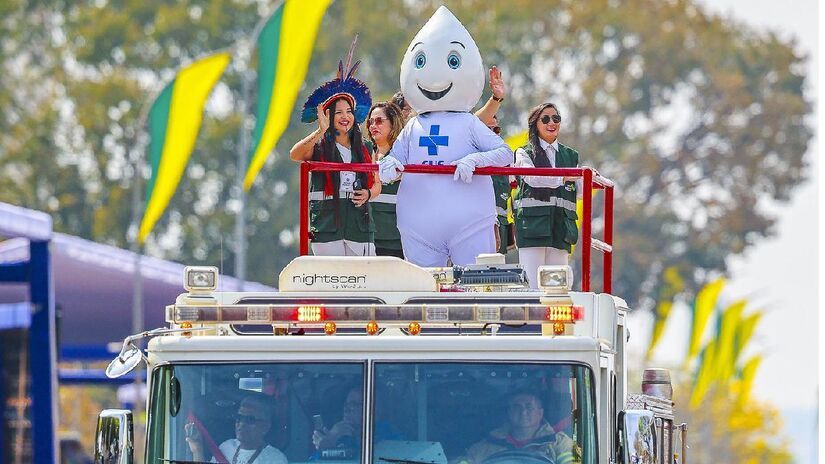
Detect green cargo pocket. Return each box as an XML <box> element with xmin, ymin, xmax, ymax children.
<box><xmin>310</xmin><ymin>200</ymin><xmax>338</xmax><ymax>234</ymax></box>
<box><xmin>516</xmin><ymin>207</ymin><xmax>553</xmax><ymax>238</ymax></box>
<box><xmin>355</xmin><ymin>204</ymin><xmax>375</xmax><ymax>233</ymax></box>
<box><xmin>562</xmin><ymin>208</ymin><xmax>579</xmax><ymax>245</ymax></box>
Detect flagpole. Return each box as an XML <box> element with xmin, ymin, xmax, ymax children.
<box><xmin>235</xmin><ymin>66</ymin><xmax>252</xmax><ymax>290</ymax></box>
<box><xmin>127</xmin><ymin>104</ymin><xmax>150</xmax><ymax>450</ymax></box>
<box><xmin>233</xmin><ymin>1</ymin><xmax>285</xmax><ymax>289</ymax></box>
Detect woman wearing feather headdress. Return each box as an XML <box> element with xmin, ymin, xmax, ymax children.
<box><xmin>290</xmin><ymin>37</ymin><xmax>381</xmax><ymax>256</ymax></box>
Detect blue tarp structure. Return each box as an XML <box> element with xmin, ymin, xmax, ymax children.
<box><xmin>0</xmin><ymin>201</ymin><xmax>57</xmax><ymax>463</ymax></box>
<box><xmin>0</xmin><ymin>202</ymin><xmax>276</xmax><ymax>462</ymax></box>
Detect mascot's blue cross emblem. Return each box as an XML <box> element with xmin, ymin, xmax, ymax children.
<box><xmin>419</xmin><ymin>125</ymin><xmax>449</xmax><ymax>155</ymax></box>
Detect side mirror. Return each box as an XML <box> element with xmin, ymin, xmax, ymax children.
<box><xmin>617</xmin><ymin>410</ymin><xmax>656</xmax><ymax>464</ymax></box>
<box><xmin>94</xmin><ymin>409</ymin><xmax>134</xmax><ymax>464</ymax></box>
<box><xmin>106</xmin><ymin>344</ymin><xmax>143</xmax><ymax>378</ymax></box>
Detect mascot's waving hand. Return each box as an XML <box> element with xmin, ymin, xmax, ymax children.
<box><xmin>378</xmin><ymin>6</ymin><xmax>512</xmax><ymax>267</ymax></box>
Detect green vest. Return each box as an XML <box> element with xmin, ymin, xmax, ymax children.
<box><xmin>514</xmin><ymin>142</ymin><xmax>579</xmax><ymax>251</ymax></box>
<box><xmin>309</xmin><ymin>140</ymin><xmax>375</xmax><ymax>243</ymax></box>
<box><xmin>371</xmin><ymin>179</ymin><xmax>402</xmax><ymax>250</ymax></box>
<box><xmin>492</xmin><ymin>175</ymin><xmax>511</xmax><ymax>220</ymax></box>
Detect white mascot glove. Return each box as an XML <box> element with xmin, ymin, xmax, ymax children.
<box><xmin>378</xmin><ymin>156</ymin><xmax>404</xmax><ymax>184</ymax></box>
<box><xmin>450</xmin><ymin>157</ymin><xmax>477</xmax><ymax>183</ymax></box>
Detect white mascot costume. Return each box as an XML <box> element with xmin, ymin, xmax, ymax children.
<box><xmin>378</xmin><ymin>6</ymin><xmax>512</xmax><ymax>267</ymax></box>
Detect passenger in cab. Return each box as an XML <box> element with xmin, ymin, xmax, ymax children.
<box><xmin>460</xmin><ymin>391</ymin><xmax>574</xmax><ymax>464</ymax></box>
<box><xmin>290</xmin><ymin>38</ymin><xmax>380</xmax><ymax>256</ymax></box>
<box><xmin>313</xmin><ymin>384</ymin><xmax>403</xmax><ymax>459</ymax></box>
<box><xmin>514</xmin><ymin>103</ymin><xmax>584</xmax><ymax>288</ymax></box>
<box><xmin>312</xmin><ymin>386</ymin><xmax>362</xmax><ymax>454</ymax></box>
<box><xmin>366</xmin><ymin>102</ymin><xmax>406</xmax><ymax>258</ymax></box>
<box><xmin>184</xmin><ymin>394</ymin><xmax>287</xmax><ymax>464</ymax></box>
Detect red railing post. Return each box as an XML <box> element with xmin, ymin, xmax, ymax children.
<box><xmin>581</xmin><ymin>168</ymin><xmax>593</xmax><ymax>292</ymax></box>
<box><xmin>299</xmin><ymin>162</ymin><xmax>310</xmax><ymax>256</ymax></box>
<box><xmin>603</xmin><ymin>184</ymin><xmax>614</xmax><ymax>294</ymax></box>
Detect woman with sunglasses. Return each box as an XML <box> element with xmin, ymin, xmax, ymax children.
<box><xmin>514</xmin><ymin>103</ymin><xmax>583</xmax><ymax>288</ymax></box>
<box><xmin>365</xmin><ymin>102</ymin><xmax>406</xmax><ymax>258</ymax></box>
<box><xmin>289</xmin><ymin>40</ymin><xmax>381</xmax><ymax>256</ymax></box>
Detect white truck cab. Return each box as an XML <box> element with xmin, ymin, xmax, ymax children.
<box><xmin>96</xmin><ymin>256</ymin><xmax>686</xmax><ymax>464</ymax></box>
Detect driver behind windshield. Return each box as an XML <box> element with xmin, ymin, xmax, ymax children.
<box><xmin>184</xmin><ymin>394</ymin><xmax>288</xmax><ymax>464</ymax></box>
<box><xmin>458</xmin><ymin>391</ymin><xmax>575</xmax><ymax>464</ymax></box>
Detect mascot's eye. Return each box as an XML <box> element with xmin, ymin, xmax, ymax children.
<box><xmin>447</xmin><ymin>53</ymin><xmax>461</xmax><ymax>69</ymax></box>
<box><xmin>414</xmin><ymin>52</ymin><xmax>426</xmax><ymax>69</ymax></box>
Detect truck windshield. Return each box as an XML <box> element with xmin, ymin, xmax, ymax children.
<box><xmin>146</xmin><ymin>362</ymin><xmax>595</xmax><ymax>464</ymax></box>
<box><xmin>146</xmin><ymin>362</ymin><xmax>366</xmax><ymax>464</ymax></box>
<box><xmin>372</xmin><ymin>363</ymin><xmax>596</xmax><ymax>464</ymax></box>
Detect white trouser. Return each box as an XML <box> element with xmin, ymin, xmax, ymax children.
<box><xmin>311</xmin><ymin>240</ymin><xmax>376</xmax><ymax>256</ymax></box>
<box><xmin>518</xmin><ymin>247</ymin><xmax>569</xmax><ymax>289</ymax></box>
<box><xmin>401</xmin><ymin>225</ymin><xmax>496</xmax><ymax>268</ymax></box>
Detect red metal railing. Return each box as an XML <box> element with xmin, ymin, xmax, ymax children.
<box><xmin>299</xmin><ymin>162</ymin><xmax>615</xmax><ymax>293</ymax></box>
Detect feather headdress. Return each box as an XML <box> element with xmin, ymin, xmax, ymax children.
<box><xmin>301</xmin><ymin>35</ymin><xmax>371</xmax><ymax>124</ymax></box>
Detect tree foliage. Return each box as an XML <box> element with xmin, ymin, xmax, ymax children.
<box><xmin>0</xmin><ymin>0</ymin><xmax>812</xmax><ymax>303</ymax></box>
<box><xmin>672</xmin><ymin>382</ymin><xmax>793</xmax><ymax>463</ymax></box>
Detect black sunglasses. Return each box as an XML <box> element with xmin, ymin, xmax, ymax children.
<box><xmin>235</xmin><ymin>413</ymin><xmax>262</xmax><ymax>425</ymax></box>
<box><xmin>540</xmin><ymin>114</ymin><xmax>562</xmax><ymax>124</ymax></box>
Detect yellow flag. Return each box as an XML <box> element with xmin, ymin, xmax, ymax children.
<box><xmin>714</xmin><ymin>300</ymin><xmax>746</xmax><ymax>383</ymax></box>
<box><xmin>646</xmin><ymin>301</ymin><xmax>673</xmax><ymax>359</ymax></box>
<box><xmin>687</xmin><ymin>278</ymin><xmax>725</xmax><ymax>362</ymax></box>
<box><xmin>733</xmin><ymin>311</ymin><xmax>762</xmax><ymax>366</ymax></box>
<box><xmin>140</xmin><ymin>52</ymin><xmax>231</xmax><ymax>243</ymax></box>
<box><xmin>736</xmin><ymin>355</ymin><xmax>763</xmax><ymax>408</ymax></box>
<box><xmin>505</xmin><ymin>130</ymin><xmax>528</xmax><ymax>150</ymax></box>
<box><xmin>690</xmin><ymin>339</ymin><xmax>717</xmax><ymax>408</ymax></box>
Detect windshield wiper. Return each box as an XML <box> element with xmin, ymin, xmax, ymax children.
<box><xmin>378</xmin><ymin>457</ymin><xmax>433</xmax><ymax>464</ymax></box>
<box><xmin>158</xmin><ymin>459</ymin><xmax>213</xmax><ymax>464</ymax></box>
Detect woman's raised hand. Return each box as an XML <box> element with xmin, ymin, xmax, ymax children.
<box><xmin>489</xmin><ymin>65</ymin><xmax>506</xmax><ymax>100</ymax></box>
<box><xmin>317</xmin><ymin>104</ymin><xmax>330</xmax><ymax>133</ymax></box>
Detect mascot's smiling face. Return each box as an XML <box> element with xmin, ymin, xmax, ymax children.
<box><xmin>400</xmin><ymin>6</ymin><xmax>484</xmax><ymax>114</ymax></box>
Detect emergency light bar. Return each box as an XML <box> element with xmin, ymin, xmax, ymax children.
<box><xmin>166</xmin><ymin>303</ymin><xmax>584</xmax><ymax>329</ymax></box>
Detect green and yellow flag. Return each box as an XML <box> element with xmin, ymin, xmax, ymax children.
<box><xmin>733</xmin><ymin>311</ymin><xmax>762</xmax><ymax>364</ymax></box>
<box><xmin>243</xmin><ymin>0</ymin><xmax>333</xmax><ymax>191</ymax></box>
<box><xmin>687</xmin><ymin>278</ymin><xmax>725</xmax><ymax>363</ymax></box>
<box><xmin>713</xmin><ymin>300</ymin><xmax>746</xmax><ymax>383</ymax></box>
<box><xmin>139</xmin><ymin>52</ymin><xmax>230</xmax><ymax>243</ymax></box>
<box><xmin>735</xmin><ymin>355</ymin><xmax>762</xmax><ymax>408</ymax></box>
<box><xmin>690</xmin><ymin>338</ymin><xmax>717</xmax><ymax>408</ymax></box>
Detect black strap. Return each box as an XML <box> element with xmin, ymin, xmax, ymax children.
<box><xmin>231</xmin><ymin>444</ymin><xmax>264</xmax><ymax>464</ymax></box>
